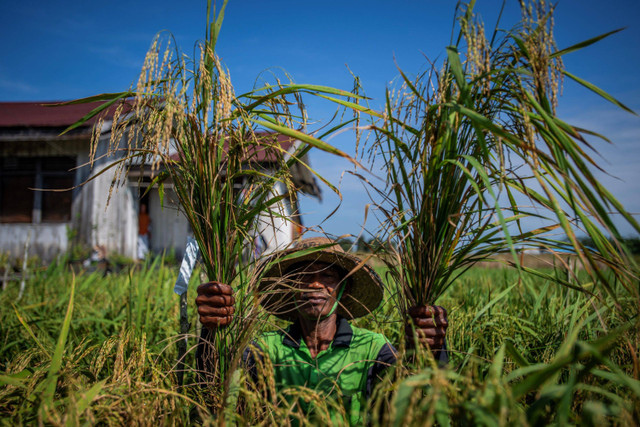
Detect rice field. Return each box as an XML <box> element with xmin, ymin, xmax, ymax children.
<box><xmin>1</xmin><ymin>254</ymin><xmax>637</xmax><ymax>426</ymax></box>
<box><xmin>2</xmin><ymin>0</ymin><xmax>639</xmax><ymax>425</ymax></box>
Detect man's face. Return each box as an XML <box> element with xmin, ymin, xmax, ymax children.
<box><xmin>290</xmin><ymin>261</ymin><xmax>344</xmax><ymax>319</ymax></box>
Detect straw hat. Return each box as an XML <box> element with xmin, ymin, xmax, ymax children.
<box><xmin>258</xmin><ymin>237</ymin><xmax>384</xmax><ymax>320</ymax></box>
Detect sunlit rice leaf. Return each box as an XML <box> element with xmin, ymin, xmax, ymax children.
<box><xmin>42</xmin><ymin>274</ymin><xmax>75</xmax><ymax>406</ymax></box>
<box><xmin>550</xmin><ymin>28</ymin><xmax>624</xmax><ymax>59</ymax></box>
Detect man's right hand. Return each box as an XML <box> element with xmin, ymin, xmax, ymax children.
<box><xmin>195</xmin><ymin>281</ymin><xmax>235</xmax><ymax>329</ymax></box>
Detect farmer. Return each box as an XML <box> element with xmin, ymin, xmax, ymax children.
<box><xmin>195</xmin><ymin>237</ymin><xmax>448</xmax><ymax>424</ymax></box>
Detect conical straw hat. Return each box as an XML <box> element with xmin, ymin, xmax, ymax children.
<box><xmin>258</xmin><ymin>237</ymin><xmax>384</xmax><ymax>320</ymax></box>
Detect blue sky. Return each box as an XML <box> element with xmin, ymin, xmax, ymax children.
<box><xmin>2</xmin><ymin>0</ymin><xmax>639</xmax><ymax>240</ymax></box>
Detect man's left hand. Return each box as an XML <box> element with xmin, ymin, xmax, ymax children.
<box><xmin>406</xmin><ymin>305</ymin><xmax>448</xmax><ymax>351</ymax></box>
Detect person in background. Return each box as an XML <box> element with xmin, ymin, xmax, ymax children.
<box><xmin>195</xmin><ymin>237</ymin><xmax>448</xmax><ymax>425</ymax></box>
<box><xmin>137</xmin><ymin>203</ymin><xmax>151</xmax><ymax>260</ymax></box>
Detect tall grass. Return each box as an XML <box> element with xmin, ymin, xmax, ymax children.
<box><xmin>1</xmin><ymin>257</ymin><xmax>637</xmax><ymax>425</ymax></box>
<box><xmin>0</xmin><ymin>257</ymin><xmax>188</xmax><ymax>425</ymax></box>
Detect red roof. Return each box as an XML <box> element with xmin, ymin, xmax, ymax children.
<box><xmin>168</xmin><ymin>132</ymin><xmax>298</xmax><ymax>164</ymax></box>
<box><xmin>0</xmin><ymin>101</ymin><xmax>118</xmax><ymax>128</ymax></box>
<box><xmin>240</xmin><ymin>132</ymin><xmax>297</xmax><ymax>163</ymax></box>
<box><xmin>163</xmin><ymin>132</ymin><xmax>320</xmax><ymax>197</ymax></box>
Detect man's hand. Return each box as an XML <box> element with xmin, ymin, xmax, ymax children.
<box><xmin>406</xmin><ymin>305</ymin><xmax>448</xmax><ymax>351</ymax></box>
<box><xmin>195</xmin><ymin>281</ymin><xmax>235</xmax><ymax>329</ymax></box>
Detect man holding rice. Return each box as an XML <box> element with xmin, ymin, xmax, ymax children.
<box><xmin>195</xmin><ymin>237</ymin><xmax>448</xmax><ymax>424</ymax></box>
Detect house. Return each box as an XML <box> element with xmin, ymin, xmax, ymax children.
<box><xmin>0</xmin><ymin>101</ymin><xmax>321</xmax><ymax>262</ymax></box>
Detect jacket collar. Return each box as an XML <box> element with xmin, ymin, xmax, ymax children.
<box><xmin>283</xmin><ymin>317</ymin><xmax>353</xmax><ymax>349</ymax></box>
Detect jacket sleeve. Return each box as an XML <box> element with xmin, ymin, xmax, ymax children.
<box><xmin>366</xmin><ymin>342</ymin><xmax>397</xmax><ymax>398</ymax></box>
<box><xmin>365</xmin><ymin>340</ymin><xmax>450</xmax><ymax>398</ymax></box>
<box><xmin>195</xmin><ymin>326</ymin><xmax>215</xmax><ymax>385</ymax></box>
<box><xmin>436</xmin><ymin>339</ymin><xmax>449</xmax><ymax>366</ymax></box>
<box><xmin>242</xmin><ymin>341</ymin><xmax>264</xmax><ymax>383</ymax></box>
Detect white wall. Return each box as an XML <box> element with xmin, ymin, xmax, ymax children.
<box><xmin>253</xmin><ymin>180</ymin><xmax>294</xmax><ymax>256</ymax></box>
<box><xmin>70</xmin><ymin>131</ymin><xmax>137</xmax><ymax>258</ymax></box>
<box><xmin>0</xmin><ymin>223</ymin><xmax>68</xmax><ymax>262</ymax></box>
<box><xmin>91</xmin><ymin>175</ymin><xmax>136</xmax><ymax>257</ymax></box>
<box><xmin>72</xmin><ymin>165</ymin><xmax>136</xmax><ymax>258</ymax></box>
<box><xmin>148</xmin><ymin>188</ymin><xmax>190</xmax><ymax>258</ymax></box>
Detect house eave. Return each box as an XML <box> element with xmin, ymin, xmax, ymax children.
<box><xmin>0</xmin><ymin>126</ymin><xmax>93</xmax><ymax>142</ymax></box>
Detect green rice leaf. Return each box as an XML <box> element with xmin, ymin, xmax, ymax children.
<box><xmin>446</xmin><ymin>46</ymin><xmax>468</xmax><ymax>96</ymax></box>
<box><xmin>505</xmin><ymin>340</ymin><xmax>530</xmax><ymax>368</ymax></box>
<box><xmin>42</xmin><ymin>273</ymin><xmax>75</xmax><ymax>407</ymax></box>
<box><xmin>12</xmin><ymin>304</ymin><xmax>50</xmax><ymax>357</ymax></box>
<box><xmin>471</xmin><ymin>283</ymin><xmax>518</xmax><ymax>325</ymax></box>
<box><xmin>57</xmin><ymin>93</ymin><xmax>133</xmax><ymax>135</ymax></box>
<box><xmin>315</xmin><ymin>93</ymin><xmax>383</xmax><ymax>118</ymax></box>
<box><xmin>551</xmin><ymin>29</ymin><xmax>624</xmax><ymax>59</ymax></box>
<box><xmin>250</xmin><ymin>119</ymin><xmax>362</xmax><ymax>168</ymax></box>
<box><xmin>69</xmin><ymin>379</ymin><xmax>107</xmax><ymax>421</ymax></box>
<box><xmin>563</xmin><ymin>70</ymin><xmax>635</xmax><ymax>115</ymax></box>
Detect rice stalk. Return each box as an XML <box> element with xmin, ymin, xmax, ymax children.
<box><xmin>368</xmin><ymin>0</ymin><xmax>639</xmax><ymax>327</ymax></box>
<box><xmin>57</xmin><ymin>0</ymin><xmax>374</xmax><ymax>420</ymax></box>
<box><xmin>1</xmin><ymin>256</ymin><xmax>638</xmax><ymax>424</ymax></box>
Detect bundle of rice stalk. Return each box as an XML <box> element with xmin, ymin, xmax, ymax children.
<box><xmin>61</xmin><ymin>0</ymin><xmax>371</xmax><ymax>414</ymax></box>
<box><xmin>369</xmin><ymin>0</ymin><xmax>639</xmax><ymax>325</ymax></box>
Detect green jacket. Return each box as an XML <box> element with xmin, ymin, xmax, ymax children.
<box><xmin>245</xmin><ymin>317</ymin><xmax>396</xmax><ymax>426</ymax></box>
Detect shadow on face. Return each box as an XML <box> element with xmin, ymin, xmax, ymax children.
<box><xmin>288</xmin><ymin>261</ymin><xmax>345</xmax><ymax>319</ymax></box>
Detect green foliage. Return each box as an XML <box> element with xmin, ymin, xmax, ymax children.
<box><xmin>621</xmin><ymin>237</ymin><xmax>640</xmax><ymax>255</ymax></box>
<box><xmin>26</xmin><ymin>1</ymin><xmax>639</xmax><ymax>425</ymax></box>
<box><xmin>336</xmin><ymin>237</ymin><xmax>355</xmax><ymax>252</ymax></box>
<box><xmin>2</xmin><ymin>259</ymin><xmax>637</xmax><ymax>425</ymax></box>
<box><xmin>577</xmin><ymin>236</ymin><xmax>640</xmax><ymax>255</ymax></box>
<box><xmin>355</xmin><ymin>236</ymin><xmax>395</xmax><ymax>254</ymax></box>
<box><xmin>61</xmin><ymin>0</ymin><xmax>366</xmax><ymax>416</ymax></box>
<box><xmin>0</xmin><ymin>259</ymin><xmax>192</xmax><ymax>425</ymax></box>
<box><xmin>366</xmin><ymin>0</ymin><xmax>639</xmax><ymax>320</ymax></box>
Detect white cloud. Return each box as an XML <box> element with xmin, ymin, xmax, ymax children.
<box><xmin>0</xmin><ymin>75</ymin><xmax>38</xmax><ymax>96</ymax></box>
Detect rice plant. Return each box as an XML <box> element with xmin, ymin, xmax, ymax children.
<box><xmin>367</xmin><ymin>0</ymin><xmax>639</xmax><ymax>325</ymax></box>
<box><xmin>7</xmin><ymin>0</ymin><xmax>635</xmax><ymax>424</ymax></box>
<box><xmin>57</xmin><ymin>0</ymin><xmax>377</xmax><ymax>418</ymax></box>
<box><xmin>1</xmin><ymin>255</ymin><xmax>637</xmax><ymax>425</ymax></box>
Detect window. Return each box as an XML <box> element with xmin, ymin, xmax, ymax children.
<box><xmin>0</xmin><ymin>156</ymin><xmax>76</xmax><ymax>223</ymax></box>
